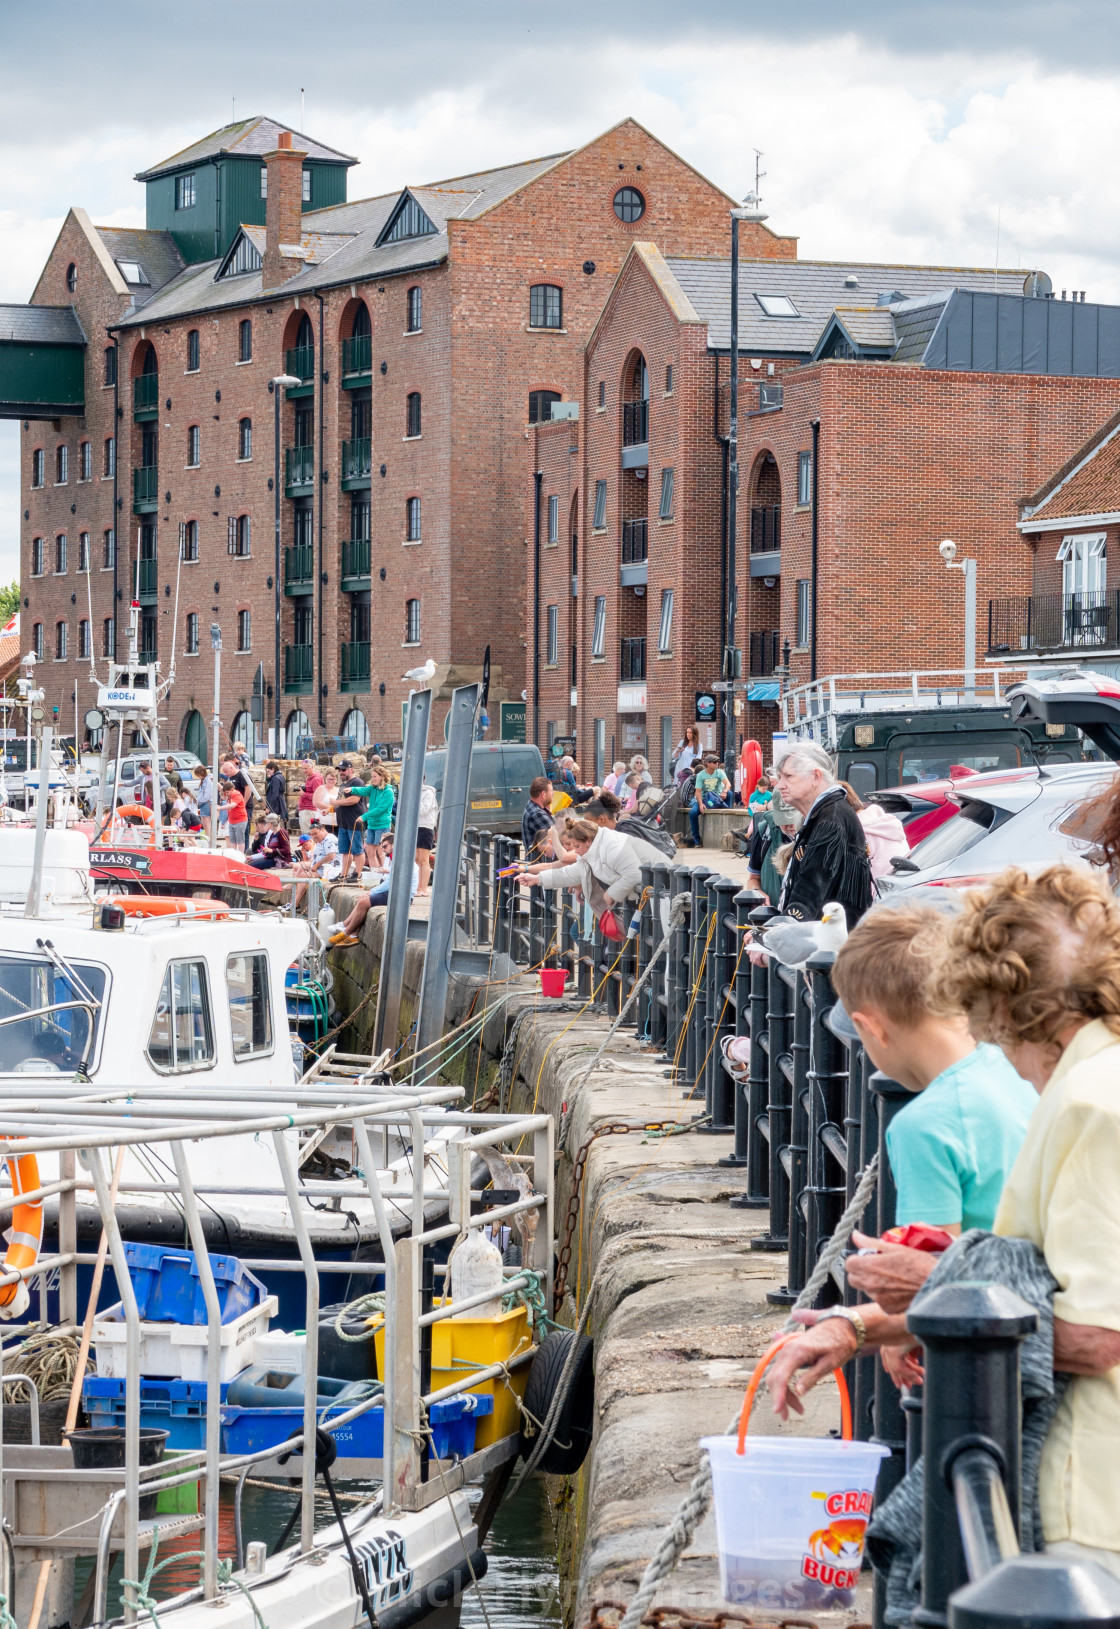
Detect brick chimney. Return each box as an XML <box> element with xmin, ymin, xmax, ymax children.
<box><xmin>262</xmin><ymin>131</ymin><xmax>306</xmax><ymax>287</ymax></box>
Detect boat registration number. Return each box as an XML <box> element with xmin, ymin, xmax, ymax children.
<box><xmin>470</xmin><ymin>799</ymin><xmax>502</xmax><ymax>809</ymax></box>
<box><xmin>94</xmin><ymin>851</ymin><xmax>153</xmax><ymax>872</ymax></box>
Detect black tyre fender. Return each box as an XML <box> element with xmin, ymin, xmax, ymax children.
<box><xmin>518</xmin><ymin>1329</ymin><xmax>594</xmax><ymax>1474</ymax></box>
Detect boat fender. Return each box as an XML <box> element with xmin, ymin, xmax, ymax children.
<box><xmin>517</xmin><ymin>1329</ymin><xmax>595</xmax><ymax>1474</ymax></box>
<box><xmin>449</xmin><ymin>1227</ymin><xmax>503</xmax><ymax>1319</ymax></box>
<box><xmin>0</xmin><ymin>1146</ymin><xmax>42</xmax><ymax>1321</ymax></box>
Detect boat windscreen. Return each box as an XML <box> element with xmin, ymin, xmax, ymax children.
<box><xmin>0</xmin><ymin>955</ymin><xmax>108</xmax><ymax>1074</ymax></box>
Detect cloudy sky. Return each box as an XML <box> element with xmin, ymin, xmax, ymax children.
<box><xmin>3</xmin><ymin>0</ymin><xmax>1120</xmax><ymax>584</ymax></box>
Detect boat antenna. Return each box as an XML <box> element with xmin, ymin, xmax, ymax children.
<box><xmin>85</xmin><ymin>564</ymin><xmax>98</xmax><ymax>686</ymax></box>
<box><xmin>159</xmin><ymin>528</ymin><xmax>185</xmax><ymax>699</ymax></box>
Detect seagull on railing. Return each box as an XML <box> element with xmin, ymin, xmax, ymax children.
<box><xmin>401</xmin><ymin>657</ymin><xmax>437</xmax><ymax>684</ymax></box>
<box><xmin>751</xmin><ymin>902</ymin><xmax>849</xmax><ymax>969</ymax></box>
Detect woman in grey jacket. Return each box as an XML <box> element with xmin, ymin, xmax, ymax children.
<box><xmin>519</xmin><ymin>817</ymin><xmax>664</xmax><ymax>910</ymax></box>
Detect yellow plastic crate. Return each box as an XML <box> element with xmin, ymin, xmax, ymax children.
<box><xmin>370</xmin><ymin>1302</ymin><xmax>532</xmax><ymax>1449</ymax></box>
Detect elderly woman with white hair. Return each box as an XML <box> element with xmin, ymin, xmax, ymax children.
<box><xmin>772</xmin><ymin>743</ymin><xmax>874</xmax><ymax>927</ymax></box>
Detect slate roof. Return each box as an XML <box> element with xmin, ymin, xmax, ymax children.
<box><xmin>96</xmin><ymin>227</ymin><xmax>185</xmax><ymax>293</ymax></box>
<box><xmin>665</xmin><ymin>257</ymin><xmax>1028</xmax><ymax>355</ymax></box>
<box><xmin>116</xmin><ymin>150</ymin><xmax>572</xmax><ymax>329</ymax></box>
<box><xmin>0</xmin><ymin>304</ymin><xmax>85</xmax><ymax>345</ymax></box>
<box><xmin>136</xmin><ymin>117</ymin><xmax>357</xmax><ymax>180</ymax></box>
<box><xmin>1022</xmin><ymin>408</ymin><xmax>1120</xmax><ymax>523</ymax></box>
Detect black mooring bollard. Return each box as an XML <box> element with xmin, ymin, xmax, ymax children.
<box><xmin>950</xmin><ymin>1554</ymin><xmax>1120</xmax><ymax>1629</ymax></box>
<box><xmin>908</xmin><ymin>1281</ymin><xmax>1038</xmax><ymax>1629</ymax></box>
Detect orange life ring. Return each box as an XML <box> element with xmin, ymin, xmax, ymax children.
<box><xmin>116</xmin><ymin>804</ymin><xmax>155</xmax><ymax>825</ymax></box>
<box><xmin>0</xmin><ymin>1146</ymin><xmax>41</xmax><ymax>1320</ymax></box>
<box><xmin>107</xmin><ymin>895</ymin><xmax>230</xmax><ymax>920</ymax></box>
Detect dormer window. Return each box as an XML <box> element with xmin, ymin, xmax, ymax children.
<box><xmin>175</xmin><ymin>174</ymin><xmax>196</xmax><ymax>211</ymax></box>
<box><xmin>378</xmin><ymin>193</ymin><xmax>438</xmax><ymax>246</ymax></box>
<box><xmin>755</xmin><ymin>293</ymin><xmax>800</xmax><ymax>318</ymax></box>
<box><xmin>117</xmin><ymin>261</ymin><xmax>150</xmax><ymax>287</ymax></box>
<box><xmin>216</xmin><ymin>232</ymin><xmax>263</xmax><ymax>280</ymax></box>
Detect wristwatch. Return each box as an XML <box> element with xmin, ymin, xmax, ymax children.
<box><xmin>816</xmin><ymin>1306</ymin><xmax>867</xmax><ymax>1352</ymax></box>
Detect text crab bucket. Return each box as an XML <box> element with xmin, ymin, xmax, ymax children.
<box><xmin>702</xmin><ymin>1435</ymin><xmax>890</xmax><ymax>1609</ymax></box>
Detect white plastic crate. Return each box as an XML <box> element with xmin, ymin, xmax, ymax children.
<box><xmin>94</xmin><ymin>1296</ymin><xmax>278</xmax><ymax>1382</ymax></box>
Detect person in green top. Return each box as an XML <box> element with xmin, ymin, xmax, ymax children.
<box><xmin>361</xmin><ymin>765</ymin><xmax>397</xmax><ymax>872</ymax></box>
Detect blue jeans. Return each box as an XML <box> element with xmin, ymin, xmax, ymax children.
<box><xmin>690</xmin><ymin>793</ymin><xmax>729</xmax><ymax>844</ymax></box>
<box><xmin>367</xmin><ymin>882</ymin><xmax>391</xmax><ymax>907</ymax></box>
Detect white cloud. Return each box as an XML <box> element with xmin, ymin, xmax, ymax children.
<box><xmin>4</xmin><ymin>31</ymin><xmax>1120</xmax><ymax>584</ymax></box>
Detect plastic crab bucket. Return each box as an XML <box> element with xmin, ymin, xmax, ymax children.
<box><xmin>539</xmin><ymin>968</ymin><xmax>568</xmax><ymax>998</ymax></box>
<box><xmin>700</xmin><ymin>1332</ymin><xmax>889</xmax><ymax>1609</ymax></box>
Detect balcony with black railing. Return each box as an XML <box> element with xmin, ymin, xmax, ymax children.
<box><xmin>341</xmin><ymin>333</ymin><xmax>372</xmax><ymax>383</ymax></box>
<box><xmin>988</xmin><ymin>590</ymin><xmax>1120</xmax><ymax>655</ymax></box>
<box><xmin>284</xmin><ymin>542</ymin><xmax>314</xmax><ymax>596</ymax></box>
<box><xmin>750</xmin><ymin>504</ymin><xmax>781</xmax><ymax>553</ymax></box>
<box><xmin>622</xmin><ymin>399</ymin><xmax>649</xmax><ymax>447</ymax></box>
<box><xmin>133</xmin><ymin>466</ymin><xmax>159</xmax><ymax>513</ymax></box>
<box><xmin>341</xmin><ymin>640</ymin><xmax>371</xmax><ymax>692</ymax></box>
<box><xmin>133</xmin><ymin>374</ymin><xmax>159</xmax><ymax>420</ymax></box>
<box><xmin>620</xmin><ymin>636</ymin><xmax>647</xmax><ymax>681</ymax></box>
<box><xmin>340</xmin><ymin>436</ymin><xmax>371</xmax><ymax>490</ymax></box>
<box><xmin>285</xmin><ymin>445</ymin><xmax>314</xmax><ymax>494</ymax></box>
<box><xmin>284</xmin><ymin>644</ymin><xmax>313</xmax><ymax>693</ymax></box>
<box><xmin>284</xmin><ymin>345</ymin><xmax>315</xmax><ymax>388</ymax></box>
<box><xmin>134</xmin><ymin>556</ymin><xmax>158</xmax><ymax>603</ymax></box>
<box><xmin>341</xmin><ymin>537</ymin><xmax>371</xmax><ymax>591</ymax></box>
<box><xmin>749</xmin><ymin>630</ymin><xmax>780</xmax><ymax>676</ymax></box>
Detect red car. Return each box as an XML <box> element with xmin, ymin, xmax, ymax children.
<box><xmin>868</xmin><ymin>765</ymin><xmax>1041</xmax><ymax>846</ymax></box>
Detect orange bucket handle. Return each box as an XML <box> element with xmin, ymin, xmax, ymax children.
<box><xmin>736</xmin><ymin>1328</ymin><xmax>853</xmax><ymax>1455</ymax></box>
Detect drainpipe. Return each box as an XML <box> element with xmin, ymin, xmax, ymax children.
<box><xmin>810</xmin><ymin>417</ymin><xmax>820</xmax><ymax>682</ymax></box>
<box><xmin>316</xmin><ymin>294</ymin><xmax>326</xmax><ymax>733</ymax></box>
<box><xmin>718</xmin><ymin>433</ymin><xmax>728</xmax><ymax>760</ymax></box>
<box><xmin>532</xmin><ymin>469</ymin><xmax>542</xmax><ymax>749</ymax></box>
<box><xmin>112</xmin><ymin>335</ymin><xmax>119</xmax><ymax>658</ymax></box>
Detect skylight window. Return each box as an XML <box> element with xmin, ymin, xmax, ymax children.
<box><xmin>117</xmin><ymin>262</ymin><xmax>150</xmax><ymax>286</ymax></box>
<box><xmin>755</xmin><ymin>293</ymin><xmax>799</xmax><ymax>318</ymax></box>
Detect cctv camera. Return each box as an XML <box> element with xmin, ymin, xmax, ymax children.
<box><xmin>938</xmin><ymin>538</ymin><xmax>958</xmax><ymax>562</ymax></box>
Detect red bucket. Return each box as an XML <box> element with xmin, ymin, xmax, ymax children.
<box><xmin>539</xmin><ymin>968</ymin><xmax>568</xmax><ymax>998</ymax></box>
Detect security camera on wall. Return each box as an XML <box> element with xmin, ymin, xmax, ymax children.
<box><xmin>938</xmin><ymin>538</ymin><xmax>958</xmax><ymax>563</ymax></box>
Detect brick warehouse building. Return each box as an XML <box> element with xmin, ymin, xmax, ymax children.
<box><xmin>6</xmin><ymin>114</ymin><xmax>794</xmax><ymax>757</ymax></box>
<box><xmin>529</xmin><ymin>243</ymin><xmax>1120</xmax><ymax>781</ymax></box>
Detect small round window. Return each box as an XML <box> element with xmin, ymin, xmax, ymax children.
<box><xmin>613</xmin><ymin>186</ymin><xmax>645</xmax><ymax>224</ymax></box>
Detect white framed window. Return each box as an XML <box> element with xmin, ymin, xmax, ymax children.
<box><xmin>302</xmin><ymin>169</ymin><xmax>311</xmax><ymax>203</ymax></box>
<box><xmin>187</xmin><ymin>425</ymin><xmax>200</xmax><ymax>467</ymax></box>
<box><xmin>103</xmin><ymin>616</ymin><xmax>114</xmax><ymax>657</ymax></box>
<box><xmin>103</xmin><ymin>529</ymin><xmax>115</xmax><ymax>569</ymax></box>
<box><xmin>797</xmin><ymin>450</ymin><xmax>812</xmax><ymax>506</ymax></box>
<box><xmin>755</xmin><ymin>293</ymin><xmax>800</xmax><ymax>318</ymax></box>
<box><xmin>796</xmin><ymin>578</ymin><xmax>812</xmax><ymax>648</ymax></box>
<box><xmin>547</xmin><ymin>495</ymin><xmax>559</xmax><ymax>544</ymax></box>
<box><xmin>186</xmin><ymin>612</ymin><xmax>199</xmax><ymax>654</ymax></box>
<box><xmin>407</xmin><ymin>286</ymin><xmax>422</xmax><ymax>332</ymax></box>
<box><xmin>175</xmin><ymin>174</ymin><xmax>196</xmax><ymax>211</ymax></box>
<box><xmin>186</xmin><ymin>329</ymin><xmax>200</xmax><ymax>372</ymax></box>
<box><xmin>31</xmin><ymin>449</ymin><xmax>44</xmax><ymax>488</ymax></box>
<box><xmin>32</xmin><ymin>623</ymin><xmax>43</xmax><ymax>660</ymax></box>
<box><xmin>546</xmin><ymin>604</ymin><xmax>558</xmax><ymax>665</ymax></box>
<box><xmin>181</xmin><ymin>520</ymin><xmax>198</xmax><ymax>561</ymax></box>
<box><xmin>238</xmin><ymin>417</ymin><xmax>252</xmax><ymax>460</ymax></box>
<box><xmin>1057</xmin><ymin>533</ymin><xmax>1106</xmax><ymax>597</ymax></box>
<box><xmin>406</xmin><ymin>496</ymin><xmax>421</xmax><ymax>542</ymax></box>
<box><xmin>56</xmin><ymin>445</ymin><xmax>68</xmax><ymax>484</ymax></box>
<box><xmin>30</xmin><ymin>538</ymin><xmax>44</xmax><ymax>577</ymax></box>
<box><xmin>529</xmin><ymin>284</ymin><xmax>562</xmax><ymax>329</ymax></box>
<box><xmin>237</xmin><ymin>609</ymin><xmax>251</xmax><ymax>651</ymax></box>
<box><xmin>260</xmin><ymin>167</ymin><xmax>268</xmax><ymax>200</ymax></box>
<box><xmin>147</xmin><ymin>960</ymin><xmax>215</xmax><ymax>1074</ymax></box>
<box><xmin>405</xmin><ymin>598</ymin><xmax>421</xmax><ymax>645</ymax></box>
<box><xmin>592</xmin><ymin>479</ymin><xmax>607</xmax><ymax>530</ymax></box>
<box><xmin>104</xmin><ymin>437</ymin><xmax>115</xmax><ymax>478</ymax></box>
<box><xmin>658</xmin><ymin>589</ymin><xmax>674</xmax><ymax>653</ymax></box>
<box><xmin>226</xmin><ymin>952</ymin><xmax>273</xmax><ymax>1061</ymax></box>
<box><xmin>55</xmin><ymin>534</ymin><xmax>67</xmax><ymax>574</ymax></box>
<box><xmin>78</xmin><ymin>619</ymin><xmax>90</xmax><ymax>659</ymax></box>
<box><xmin>591</xmin><ymin>594</ymin><xmax>606</xmax><ymax>658</ymax></box>
<box><xmin>79</xmin><ymin>441</ymin><xmax>92</xmax><ymax>482</ymax></box>
<box><xmin>659</xmin><ymin>467</ymin><xmax>674</xmax><ymax>521</ymax></box>
<box><xmin>55</xmin><ymin>620</ymin><xmax>67</xmax><ymax>660</ymax></box>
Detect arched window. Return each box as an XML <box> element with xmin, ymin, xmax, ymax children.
<box><xmin>287</xmin><ymin>313</ymin><xmax>314</xmax><ymax>381</ymax></box>
<box><xmin>78</xmin><ymin>619</ymin><xmax>91</xmax><ymax>660</ymax></box>
<box><xmin>56</xmin><ymin>445</ymin><xmax>68</xmax><ymax>484</ymax></box>
<box><xmin>32</xmin><ymin>623</ymin><xmax>43</xmax><ymax>660</ymax></box>
<box><xmin>30</xmin><ymin>538</ymin><xmax>44</xmax><ymax>576</ymax></box>
<box><xmin>238</xmin><ymin>417</ymin><xmax>252</xmax><ymax>460</ymax></box>
<box><xmin>103</xmin><ymin>346</ymin><xmax>117</xmax><ymax>387</ymax></box>
<box><xmin>284</xmin><ymin>710</ymin><xmax>312</xmax><ymax>760</ymax></box>
<box><xmin>187</xmin><ymin>425</ymin><xmax>200</xmax><ymax>466</ymax></box>
<box><xmin>66</xmin><ymin>263</ymin><xmax>77</xmax><ymax>293</ymax></box>
<box><xmin>750</xmin><ymin>452</ymin><xmax>782</xmax><ymax>555</ymax></box>
<box><xmin>181</xmin><ymin>520</ymin><xmax>198</xmax><ymax>561</ymax></box>
<box><xmin>529</xmin><ymin>285</ymin><xmax>562</xmax><ymax>329</ymax></box>
<box><xmin>405</xmin><ymin>598</ymin><xmax>421</xmax><ymax>645</ymax></box>
<box><xmin>341</xmin><ymin>709</ymin><xmax>370</xmax><ymax>750</ymax></box>
<box><xmin>528</xmin><ymin>391</ymin><xmax>561</xmax><ymax>425</ymax></box>
<box><xmin>186</xmin><ymin>329</ymin><xmax>200</xmax><ymax>372</ymax></box>
<box><xmin>352</xmin><ymin>304</ymin><xmax>371</xmax><ymax>338</ymax></box>
<box><xmin>237</xmin><ymin>609</ymin><xmax>251</xmax><ymax>651</ymax></box>
<box><xmin>55</xmin><ymin>621</ymin><xmax>67</xmax><ymax>661</ymax></box>
<box><xmin>239</xmin><ymin>319</ymin><xmax>252</xmax><ymax>362</ymax></box>
<box><xmin>102</xmin><ymin>617</ymin><xmax>114</xmax><ymax>658</ymax></box>
<box><xmin>407</xmin><ymin>287</ymin><xmax>422</xmax><ymax>333</ymax></box>
<box><xmin>623</xmin><ymin>354</ymin><xmax>649</xmax><ymax>447</ymax></box>
<box><xmin>229</xmin><ymin>515</ymin><xmax>251</xmax><ymax>556</ymax></box>
<box><xmin>142</xmin><ymin>346</ymin><xmax>158</xmax><ymax>376</ymax></box>
<box><xmin>183</xmin><ymin>708</ymin><xmax>207</xmax><ymax>759</ymax></box>
<box><xmin>406</xmin><ymin>497</ymin><xmax>421</xmax><ymax>542</ymax></box>
<box><xmin>406</xmin><ymin>393</ymin><xmax>421</xmax><ymax>438</ymax></box>
<box><xmin>232</xmin><ymin>710</ymin><xmax>258</xmax><ymax>757</ymax></box>
<box><xmin>613</xmin><ymin>186</ymin><xmax>645</xmax><ymax>223</ymax></box>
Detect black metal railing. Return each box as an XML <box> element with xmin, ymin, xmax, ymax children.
<box><xmin>621</xmin><ymin>518</ymin><xmax>648</xmax><ymax>563</ymax></box>
<box><xmin>135</xmin><ymin>557</ymin><xmax>157</xmax><ymax>600</ymax></box>
<box><xmin>450</xmin><ymin>835</ymin><xmax>1104</xmax><ymax>1629</ymax></box>
<box><xmin>284</xmin><ymin>542</ymin><xmax>314</xmax><ymax>593</ymax></box>
<box><xmin>987</xmin><ymin>590</ymin><xmax>1120</xmax><ymax>654</ymax></box>
<box><xmin>620</xmin><ymin>636</ymin><xmax>646</xmax><ymax>680</ymax></box>
<box><xmin>749</xmin><ymin>629</ymin><xmax>779</xmax><ymax>675</ymax></box>
<box><xmin>285</xmin><ymin>446</ymin><xmax>314</xmax><ymax>490</ymax></box>
<box><xmin>133</xmin><ymin>374</ymin><xmax>159</xmax><ymax>417</ymax></box>
<box><xmin>340</xmin><ymin>436</ymin><xmax>371</xmax><ymax>483</ymax></box>
<box><xmin>623</xmin><ymin>399</ymin><xmax>649</xmax><ymax>446</ymax></box>
<box><xmin>284</xmin><ymin>644</ymin><xmax>313</xmax><ymax>692</ymax></box>
<box><xmin>341</xmin><ymin>333</ymin><xmax>371</xmax><ymax>378</ymax></box>
<box><xmin>284</xmin><ymin>345</ymin><xmax>314</xmax><ymax>384</ymax></box>
<box><xmin>341</xmin><ymin>537</ymin><xmax>371</xmax><ymax>587</ymax></box>
<box><xmin>750</xmin><ymin>504</ymin><xmax>781</xmax><ymax>553</ymax></box>
<box><xmin>133</xmin><ymin>466</ymin><xmax>158</xmax><ymax>507</ymax></box>
<box><xmin>341</xmin><ymin>641</ymin><xmax>371</xmax><ymax>691</ymax></box>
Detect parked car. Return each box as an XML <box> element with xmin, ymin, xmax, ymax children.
<box><xmin>868</xmin><ymin>765</ymin><xmax>1038</xmax><ymax>846</ymax></box>
<box><xmin>98</xmin><ymin>750</ymin><xmax>206</xmax><ymax>805</ymax></box>
<box><xmin>883</xmin><ymin>760</ymin><xmax>1116</xmax><ymax>894</ymax></box>
<box><xmin>423</xmin><ymin>742</ymin><xmax>546</xmax><ymax>836</ymax></box>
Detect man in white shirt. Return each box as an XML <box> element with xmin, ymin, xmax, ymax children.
<box><xmin>329</xmin><ymin>834</ymin><xmax>420</xmax><ymax>945</ymax></box>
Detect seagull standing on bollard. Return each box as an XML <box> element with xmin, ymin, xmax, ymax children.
<box><xmin>753</xmin><ymin>902</ymin><xmax>849</xmax><ymax>970</ymax></box>
<box><xmin>401</xmin><ymin>657</ymin><xmax>437</xmax><ymax>684</ymax></box>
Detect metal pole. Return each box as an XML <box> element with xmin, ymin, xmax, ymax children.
<box><xmin>810</xmin><ymin>417</ymin><xmax>821</xmax><ymax>682</ymax></box>
<box><xmin>964</xmin><ymin>556</ymin><xmax>977</xmax><ymax>699</ymax></box>
<box><xmin>24</xmin><ymin>725</ymin><xmax>52</xmax><ymax>919</ymax></box>
<box><xmin>170</xmin><ymin>1142</ymin><xmax>221</xmax><ymax>1599</ymax></box>
<box><xmin>271</xmin><ymin>1130</ymin><xmax>320</xmax><ymax>1554</ymax></box>
<box><xmin>532</xmin><ymin>470</ymin><xmax>542</xmax><ymax>749</ymax></box>
<box><xmin>413</xmin><ymin>682</ymin><xmax>480</xmax><ymax>1075</ymax></box>
<box><xmin>373</xmin><ymin>687</ymin><xmax>432</xmax><ymax>1054</ymax></box>
<box><xmin>210</xmin><ymin>625</ymin><xmax>221</xmax><ymax>850</ymax></box>
<box><xmin>727</xmin><ymin>208</ymin><xmax>744</xmax><ymax>750</ymax></box>
<box><xmin>274</xmin><ymin>381</ymin><xmax>282</xmax><ymax>751</ymax></box>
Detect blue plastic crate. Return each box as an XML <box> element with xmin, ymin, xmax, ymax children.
<box><xmin>220</xmin><ymin>1392</ymin><xmax>492</xmax><ymax>1463</ymax></box>
<box><xmin>121</xmin><ymin>1242</ymin><xmax>266</xmax><ymax>1326</ymax></box>
<box><xmin>83</xmin><ymin>1376</ymin><xmax>231</xmax><ymax>1452</ymax></box>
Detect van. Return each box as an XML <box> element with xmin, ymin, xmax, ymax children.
<box><xmin>423</xmin><ymin>743</ymin><xmax>546</xmax><ymax>835</ymax></box>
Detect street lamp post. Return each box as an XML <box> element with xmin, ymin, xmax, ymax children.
<box><xmin>725</xmin><ymin>203</ymin><xmax>749</xmax><ymax>763</ymax></box>
<box><xmin>940</xmin><ymin>539</ymin><xmax>977</xmax><ymax>697</ymax></box>
<box><xmin>271</xmin><ymin>374</ymin><xmax>302</xmax><ymax>757</ymax></box>
<box><xmin>210</xmin><ymin>622</ymin><xmax>222</xmax><ymax>851</ymax></box>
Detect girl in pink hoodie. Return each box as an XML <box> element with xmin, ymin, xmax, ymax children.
<box><xmin>840</xmin><ymin>782</ymin><xmax>910</xmax><ymax>881</ymax></box>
